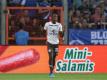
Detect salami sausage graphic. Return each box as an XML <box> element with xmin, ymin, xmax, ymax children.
<box><xmin>0</xmin><ymin>49</ymin><xmax>40</xmax><ymax>72</ymax></box>
<box><xmin>0</xmin><ymin>46</ymin><xmax>8</xmax><ymax>56</ymax></box>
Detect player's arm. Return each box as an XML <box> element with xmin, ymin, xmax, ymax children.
<box><xmin>59</xmin><ymin>31</ymin><xmax>64</xmax><ymax>38</ymax></box>
<box><xmin>60</xmin><ymin>25</ymin><xmax>65</xmax><ymax>37</ymax></box>
<box><xmin>59</xmin><ymin>23</ymin><xmax>64</xmax><ymax>44</ymax></box>
<box><xmin>44</xmin><ymin>22</ymin><xmax>48</xmax><ymax>44</ymax></box>
<box><xmin>59</xmin><ymin>24</ymin><xmax>65</xmax><ymax>37</ymax></box>
<box><xmin>44</xmin><ymin>22</ymin><xmax>48</xmax><ymax>31</ymax></box>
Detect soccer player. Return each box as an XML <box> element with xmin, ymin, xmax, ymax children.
<box><xmin>15</xmin><ymin>23</ymin><xmax>29</xmax><ymax>45</ymax></box>
<box><xmin>44</xmin><ymin>13</ymin><xmax>63</xmax><ymax>77</ymax></box>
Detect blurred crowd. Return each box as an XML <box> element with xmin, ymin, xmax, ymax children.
<box><xmin>7</xmin><ymin>0</ymin><xmax>63</xmax><ymax>7</ymax></box>
<box><xmin>9</xmin><ymin>11</ymin><xmax>61</xmax><ymax>38</ymax></box>
<box><xmin>7</xmin><ymin>0</ymin><xmax>107</xmax><ymax>44</ymax></box>
<box><xmin>69</xmin><ymin>0</ymin><xmax>107</xmax><ymax>29</ymax></box>
<box><xmin>8</xmin><ymin>0</ymin><xmax>62</xmax><ymax>38</ymax></box>
<box><xmin>9</xmin><ymin>9</ymin><xmax>44</xmax><ymax>37</ymax></box>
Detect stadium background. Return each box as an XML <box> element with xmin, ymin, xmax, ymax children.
<box><xmin>0</xmin><ymin>0</ymin><xmax>107</xmax><ymax>45</ymax></box>
<box><xmin>0</xmin><ymin>0</ymin><xmax>107</xmax><ymax>80</ymax></box>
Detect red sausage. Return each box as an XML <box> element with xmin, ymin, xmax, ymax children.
<box><xmin>0</xmin><ymin>46</ymin><xmax>8</xmax><ymax>56</ymax></box>
<box><xmin>0</xmin><ymin>49</ymin><xmax>40</xmax><ymax>72</ymax></box>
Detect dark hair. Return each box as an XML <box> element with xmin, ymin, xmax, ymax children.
<box><xmin>18</xmin><ymin>23</ymin><xmax>24</xmax><ymax>30</ymax></box>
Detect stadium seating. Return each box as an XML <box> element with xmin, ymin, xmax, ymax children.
<box><xmin>24</xmin><ymin>0</ymin><xmax>37</xmax><ymax>7</ymax></box>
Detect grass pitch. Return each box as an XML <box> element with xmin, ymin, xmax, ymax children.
<box><xmin>0</xmin><ymin>73</ymin><xmax>107</xmax><ymax>80</ymax></box>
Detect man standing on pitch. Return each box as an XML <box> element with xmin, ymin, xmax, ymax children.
<box><xmin>44</xmin><ymin>13</ymin><xmax>63</xmax><ymax>77</ymax></box>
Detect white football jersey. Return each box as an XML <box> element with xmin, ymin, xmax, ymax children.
<box><xmin>44</xmin><ymin>21</ymin><xmax>63</xmax><ymax>44</ymax></box>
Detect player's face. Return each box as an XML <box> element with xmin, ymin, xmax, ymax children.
<box><xmin>52</xmin><ymin>14</ymin><xmax>58</xmax><ymax>22</ymax></box>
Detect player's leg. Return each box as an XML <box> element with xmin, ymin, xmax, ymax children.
<box><xmin>47</xmin><ymin>42</ymin><xmax>54</xmax><ymax>75</ymax></box>
<box><xmin>48</xmin><ymin>44</ymin><xmax>59</xmax><ymax>78</ymax></box>
<box><xmin>52</xmin><ymin>53</ymin><xmax>57</xmax><ymax>68</ymax></box>
<box><xmin>49</xmin><ymin>51</ymin><xmax>54</xmax><ymax>74</ymax></box>
<box><xmin>47</xmin><ymin>42</ymin><xmax>58</xmax><ymax>77</ymax></box>
<box><xmin>49</xmin><ymin>46</ymin><xmax>56</xmax><ymax>78</ymax></box>
<box><xmin>52</xmin><ymin>44</ymin><xmax>58</xmax><ymax>69</ymax></box>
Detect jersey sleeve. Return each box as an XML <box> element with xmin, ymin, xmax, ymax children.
<box><xmin>59</xmin><ymin>23</ymin><xmax>63</xmax><ymax>32</ymax></box>
<box><xmin>44</xmin><ymin>22</ymin><xmax>48</xmax><ymax>30</ymax></box>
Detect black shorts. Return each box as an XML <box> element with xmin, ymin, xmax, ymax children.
<box><xmin>47</xmin><ymin>42</ymin><xmax>59</xmax><ymax>53</ymax></box>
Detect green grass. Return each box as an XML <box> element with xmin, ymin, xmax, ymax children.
<box><xmin>0</xmin><ymin>74</ymin><xmax>107</xmax><ymax>80</ymax></box>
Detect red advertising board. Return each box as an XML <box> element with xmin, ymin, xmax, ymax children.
<box><xmin>0</xmin><ymin>46</ymin><xmax>107</xmax><ymax>73</ymax></box>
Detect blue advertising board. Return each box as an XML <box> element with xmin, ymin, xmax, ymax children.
<box><xmin>69</xmin><ymin>29</ymin><xmax>107</xmax><ymax>45</ymax></box>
